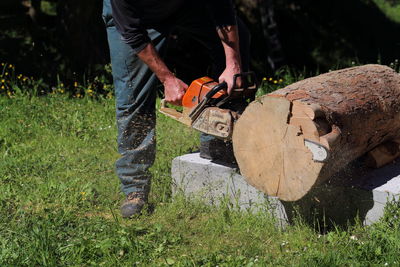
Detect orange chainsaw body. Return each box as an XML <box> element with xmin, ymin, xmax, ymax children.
<box><xmin>182</xmin><ymin>77</ymin><xmax>227</xmax><ymax>109</ymax></box>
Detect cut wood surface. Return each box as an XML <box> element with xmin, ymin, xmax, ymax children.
<box><xmin>233</xmin><ymin>64</ymin><xmax>400</xmax><ymax>201</ymax></box>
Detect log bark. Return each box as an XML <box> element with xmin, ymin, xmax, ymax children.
<box><xmin>233</xmin><ymin>64</ymin><xmax>400</xmax><ymax>201</ymax></box>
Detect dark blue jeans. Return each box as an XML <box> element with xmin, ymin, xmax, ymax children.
<box><xmin>102</xmin><ymin>0</ymin><xmax>250</xmax><ymax>195</ymax></box>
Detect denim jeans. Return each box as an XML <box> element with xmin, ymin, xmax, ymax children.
<box><xmin>102</xmin><ymin>0</ymin><xmax>250</xmax><ymax>195</ymax></box>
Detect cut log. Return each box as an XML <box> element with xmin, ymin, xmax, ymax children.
<box><xmin>233</xmin><ymin>64</ymin><xmax>400</xmax><ymax>201</ymax></box>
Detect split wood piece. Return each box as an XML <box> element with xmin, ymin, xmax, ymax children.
<box><xmin>319</xmin><ymin>126</ymin><xmax>341</xmax><ymax>150</ymax></box>
<box><xmin>291</xmin><ymin>101</ymin><xmax>325</xmax><ymax>120</ymax></box>
<box><xmin>366</xmin><ymin>139</ymin><xmax>400</xmax><ymax>168</ymax></box>
<box><xmin>289</xmin><ymin>103</ymin><xmax>331</xmax><ymax>141</ymax></box>
<box><xmin>233</xmin><ymin>64</ymin><xmax>400</xmax><ymax>201</ymax></box>
<box><xmin>290</xmin><ymin>102</ymin><xmax>336</xmax><ymax>162</ymax></box>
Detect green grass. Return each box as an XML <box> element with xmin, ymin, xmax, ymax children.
<box><xmin>1</xmin><ymin>95</ymin><xmax>400</xmax><ymax>266</ymax></box>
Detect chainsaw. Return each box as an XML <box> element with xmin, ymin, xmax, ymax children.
<box><xmin>159</xmin><ymin>72</ymin><xmax>257</xmax><ymax>140</ymax></box>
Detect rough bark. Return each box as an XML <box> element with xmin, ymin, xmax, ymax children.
<box><xmin>233</xmin><ymin>64</ymin><xmax>400</xmax><ymax>201</ymax></box>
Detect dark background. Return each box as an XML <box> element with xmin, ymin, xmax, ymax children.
<box><xmin>1</xmin><ymin>0</ymin><xmax>400</xmax><ymax>90</ymax></box>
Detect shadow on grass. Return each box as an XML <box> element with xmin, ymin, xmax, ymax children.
<box><xmin>282</xmin><ymin>159</ymin><xmax>400</xmax><ymax>232</ymax></box>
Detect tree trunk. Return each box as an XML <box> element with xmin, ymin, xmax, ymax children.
<box><xmin>233</xmin><ymin>64</ymin><xmax>400</xmax><ymax>201</ymax></box>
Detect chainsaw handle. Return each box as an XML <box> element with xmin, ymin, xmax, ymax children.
<box><xmin>232</xmin><ymin>72</ymin><xmax>257</xmax><ymax>90</ymax></box>
<box><xmin>205</xmin><ymin>72</ymin><xmax>255</xmax><ymax>100</ymax></box>
<box><xmin>205</xmin><ymin>82</ymin><xmax>227</xmax><ymax>99</ymax></box>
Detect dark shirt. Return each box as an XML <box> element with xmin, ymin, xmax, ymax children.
<box><xmin>111</xmin><ymin>0</ymin><xmax>236</xmax><ymax>54</ymax></box>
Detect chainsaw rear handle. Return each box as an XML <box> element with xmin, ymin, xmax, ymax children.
<box><xmin>206</xmin><ymin>72</ymin><xmax>256</xmax><ymax>98</ymax></box>
<box><xmin>232</xmin><ymin>71</ymin><xmax>257</xmax><ymax>90</ymax></box>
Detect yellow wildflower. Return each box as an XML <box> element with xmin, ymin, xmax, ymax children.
<box><xmin>1</xmin><ymin>85</ymin><xmax>4</xmax><ymax>89</ymax></box>
<box><xmin>74</xmin><ymin>81</ymin><xmax>78</xmax><ymax>87</ymax></box>
<box><xmin>1</xmin><ymin>79</ymin><xmax>4</xmax><ymax>83</ymax></box>
<box><xmin>9</xmin><ymin>64</ymin><xmax>13</xmax><ymax>69</ymax></box>
<box><xmin>263</xmin><ymin>77</ymin><xmax>267</xmax><ymax>81</ymax></box>
<box><xmin>279</xmin><ymin>79</ymin><xmax>283</xmax><ymax>83</ymax></box>
<box><xmin>5</xmin><ymin>72</ymin><xmax>8</xmax><ymax>76</ymax></box>
<box><xmin>269</xmin><ymin>78</ymin><xmax>273</xmax><ymax>81</ymax></box>
<box><xmin>87</xmin><ymin>89</ymin><xmax>93</xmax><ymax>93</ymax></box>
<box><xmin>80</xmin><ymin>191</ymin><xmax>86</xmax><ymax>196</ymax></box>
<box><xmin>1</xmin><ymin>63</ymin><xmax>4</xmax><ymax>66</ymax></box>
<box><xmin>273</xmin><ymin>80</ymin><xmax>278</xmax><ymax>84</ymax></box>
<box><xmin>60</xmin><ymin>83</ymin><xmax>64</xmax><ymax>87</ymax></box>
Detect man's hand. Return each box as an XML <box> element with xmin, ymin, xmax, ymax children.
<box><xmin>137</xmin><ymin>43</ymin><xmax>187</xmax><ymax>105</ymax></box>
<box><xmin>163</xmin><ymin>76</ymin><xmax>188</xmax><ymax>106</ymax></box>
<box><xmin>219</xmin><ymin>64</ymin><xmax>241</xmax><ymax>95</ymax></box>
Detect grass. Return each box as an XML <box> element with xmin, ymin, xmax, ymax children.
<box><xmin>0</xmin><ymin>94</ymin><xmax>400</xmax><ymax>266</ymax></box>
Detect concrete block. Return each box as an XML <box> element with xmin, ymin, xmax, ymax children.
<box><xmin>171</xmin><ymin>153</ymin><xmax>265</xmax><ymax>208</ymax></box>
<box><xmin>171</xmin><ymin>153</ymin><xmax>400</xmax><ymax>227</ymax></box>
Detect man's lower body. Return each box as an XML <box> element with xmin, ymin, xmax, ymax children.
<box><xmin>103</xmin><ymin>0</ymin><xmax>250</xmax><ymax>217</ymax></box>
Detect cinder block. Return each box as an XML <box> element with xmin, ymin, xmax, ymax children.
<box><xmin>171</xmin><ymin>153</ymin><xmax>400</xmax><ymax>227</ymax></box>
<box><xmin>171</xmin><ymin>153</ymin><xmax>265</xmax><ymax>208</ymax></box>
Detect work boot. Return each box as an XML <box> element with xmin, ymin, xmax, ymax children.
<box><xmin>120</xmin><ymin>191</ymin><xmax>148</xmax><ymax>218</ymax></box>
<box><xmin>200</xmin><ymin>137</ymin><xmax>237</xmax><ymax>165</ymax></box>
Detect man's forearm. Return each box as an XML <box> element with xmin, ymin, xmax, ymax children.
<box><xmin>217</xmin><ymin>25</ymin><xmax>242</xmax><ymax>69</ymax></box>
<box><xmin>137</xmin><ymin>43</ymin><xmax>174</xmax><ymax>83</ymax></box>
<box><xmin>137</xmin><ymin>42</ymin><xmax>187</xmax><ymax>105</ymax></box>
<box><xmin>216</xmin><ymin>25</ymin><xmax>242</xmax><ymax>92</ymax></box>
